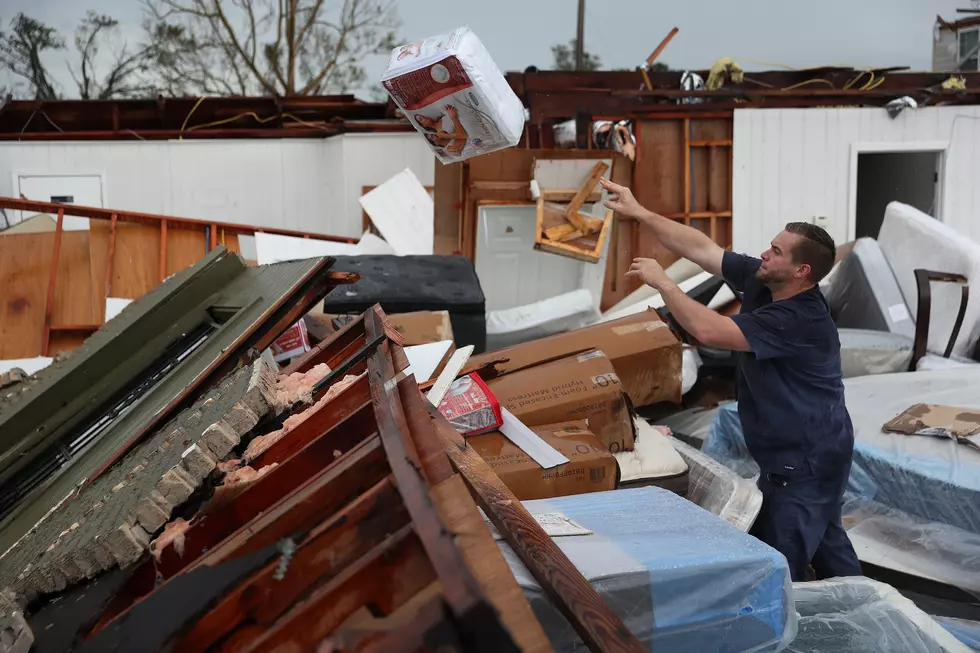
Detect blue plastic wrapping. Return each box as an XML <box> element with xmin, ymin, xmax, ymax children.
<box><xmin>788</xmin><ymin>578</ymin><xmax>973</xmax><ymax>652</ymax></box>
<box><xmin>495</xmin><ymin>487</ymin><xmax>795</xmax><ymax>652</ymax></box>
<box><xmin>695</xmin><ymin>369</ymin><xmax>980</xmax><ymax>596</ymax></box>
<box><xmin>702</xmin><ymin>402</ymin><xmax>759</xmax><ymax>479</ymax></box>
<box><xmin>935</xmin><ymin>616</ymin><xmax>980</xmax><ymax>651</ymax></box>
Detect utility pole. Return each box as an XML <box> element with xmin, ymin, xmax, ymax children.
<box><xmin>575</xmin><ymin>0</ymin><xmax>585</xmax><ymax>70</ymax></box>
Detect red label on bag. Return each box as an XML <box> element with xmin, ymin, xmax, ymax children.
<box><xmin>271</xmin><ymin>320</ymin><xmax>310</xmax><ymax>362</ymax></box>
<box><xmin>438</xmin><ymin>373</ymin><xmax>502</xmax><ymax>436</ymax></box>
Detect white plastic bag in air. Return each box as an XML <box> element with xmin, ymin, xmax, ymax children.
<box><xmin>381</xmin><ymin>27</ymin><xmax>526</xmax><ymax>164</ymax></box>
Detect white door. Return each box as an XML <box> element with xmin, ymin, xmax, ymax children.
<box><xmin>476</xmin><ymin>205</ymin><xmax>583</xmax><ymax>311</ymax></box>
<box><xmin>17</xmin><ymin>175</ymin><xmax>104</xmax><ymax>231</ymax></box>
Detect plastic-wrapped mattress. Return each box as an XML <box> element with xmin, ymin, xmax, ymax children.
<box><xmin>497</xmin><ymin>487</ymin><xmax>795</xmax><ymax>652</ymax></box>
<box><xmin>821</xmin><ymin>237</ymin><xmax>915</xmax><ymax>339</ymax></box>
<box><xmin>322</xmin><ymin>255</ymin><xmax>487</xmax><ymax>352</ymax></box>
<box><xmin>787</xmin><ymin>578</ymin><xmax>972</xmax><ymax>653</ymax></box>
<box><xmin>878</xmin><ymin>201</ymin><xmax>980</xmax><ymax>359</ymax></box>
<box><xmin>839</xmin><ymin>328</ymin><xmax>913</xmax><ymax>377</ymax></box>
<box><xmin>844</xmin><ymin>367</ymin><xmax>980</xmax><ymax>535</ymax></box>
<box><xmin>670</xmin><ymin>437</ymin><xmax>762</xmax><ymax>532</ymax></box>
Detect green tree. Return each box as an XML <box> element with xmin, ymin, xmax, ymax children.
<box><xmin>551</xmin><ymin>39</ymin><xmax>601</xmax><ymax>71</ymax></box>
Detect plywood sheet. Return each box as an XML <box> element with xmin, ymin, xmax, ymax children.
<box><xmin>166</xmin><ymin>227</ymin><xmax>208</xmax><ymax>277</ymax></box>
<box><xmin>53</xmin><ymin>232</ymin><xmax>96</xmax><ymax>326</ymax></box>
<box><xmin>0</xmin><ymin>233</ymin><xmax>52</xmax><ymax>359</ymax></box>
<box><xmin>433</xmin><ymin>161</ymin><xmax>463</xmax><ymax>255</ymax></box>
<box><xmin>89</xmin><ymin>219</ymin><xmax>110</xmax><ymax>322</ymax></box>
<box><xmin>111</xmin><ymin>223</ymin><xmax>160</xmax><ymax>300</ymax></box>
<box><xmin>634</xmin><ymin>120</ymin><xmax>684</xmax><ymax>266</ymax></box>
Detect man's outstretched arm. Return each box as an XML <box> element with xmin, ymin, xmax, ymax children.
<box><xmin>658</xmin><ymin>282</ymin><xmax>750</xmax><ymax>351</ymax></box>
<box><xmin>600</xmin><ymin>178</ymin><xmax>724</xmax><ymax>277</ymax></box>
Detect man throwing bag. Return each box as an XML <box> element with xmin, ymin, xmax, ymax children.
<box><xmin>600</xmin><ymin>178</ymin><xmax>862</xmax><ymax>582</ymax></box>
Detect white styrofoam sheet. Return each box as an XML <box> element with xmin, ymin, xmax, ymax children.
<box><xmin>358</xmin><ymin>168</ymin><xmax>434</xmax><ymax>256</ymax></box>
<box><xmin>485</xmin><ymin>289</ymin><xmax>598</xmax><ymax>350</ymax></box>
<box><xmin>105</xmin><ymin>297</ymin><xmax>134</xmax><ymax>322</ymax></box>
<box><xmin>598</xmin><ymin>270</ymin><xmax>716</xmax><ymax>323</ymax></box>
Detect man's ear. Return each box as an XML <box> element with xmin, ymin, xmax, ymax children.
<box><xmin>796</xmin><ymin>263</ymin><xmax>812</xmax><ymax>280</ymax></box>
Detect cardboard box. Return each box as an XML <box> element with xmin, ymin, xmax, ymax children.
<box><xmin>469</xmin><ymin>422</ymin><xmax>616</xmax><ymax>500</ymax></box>
<box><xmin>486</xmin><ymin>350</ymin><xmax>636</xmax><ymax>453</ymax></box>
<box><xmin>472</xmin><ymin>309</ymin><xmax>682</xmax><ymax>407</ymax></box>
<box><xmin>388</xmin><ymin>310</ymin><xmax>454</xmax><ymax>345</ymax></box>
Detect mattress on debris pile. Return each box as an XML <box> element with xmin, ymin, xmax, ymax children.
<box><xmin>822</xmin><ymin>237</ymin><xmax>915</xmax><ymax>339</ymax></box>
<box><xmin>787</xmin><ymin>578</ymin><xmax>972</xmax><ymax>653</ymax></box>
<box><xmin>670</xmin><ymin>437</ymin><xmax>763</xmax><ymax>532</ymax></box>
<box><xmin>845</xmin><ymin>367</ymin><xmax>980</xmax><ymax>536</ymax></box>
<box><xmin>497</xmin><ymin>487</ymin><xmax>795</xmax><ymax>653</ymax></box>
<box><xmin>615</xmin><ymin>418</ymin><xmax>690</xmax><ymax>497</ymax></box>
<box><xmin>322</xmin><ymin>255</ymin><xmax>487</xmax><ymax>352</ymax></box>
<box><xmin>485</xmin><ymin>289</ymin><xmax>599</xmax><ymax>351</ymax></box>
<box><xmin>878</xmin><ymin>201</ymin><xmax>980</xmax><ymax>360</ymax></box>
<box><xmin>839</xmin><ymin>328</ymin><xmax>913</xmax><ymax>377</ymax></box>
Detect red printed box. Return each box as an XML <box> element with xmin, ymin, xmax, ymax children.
<box><xmin>271</xmin><ymin>320</ymin><xmax>310</xmax><ymax>363</ymax></box>
<box><xmin>437</xmin><ymin>373</ymin><xmax>502</xmax><ymax>436</ymax></box>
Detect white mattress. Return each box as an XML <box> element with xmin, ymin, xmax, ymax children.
<box><xmin>878</xmin><ymin>202</ymin><xmax>980</xmax><ymax>359</ymax></box>
<box><xmin>822</xmin><ymin>237</ymin><xmax>915</xmax><ymax>339</ymax></box>
<box><xmin>485</xmin><ymin>289</ymin><xmax>599</xmax><ymax>350</ymax></box>
<box><xmin>603</xmin><ymin>258</ymin><xmax>703</xmax><ymax>316</ymax></box>
<box><xmin>615</xmin><ymin>418</ymin><xmax>688</xmax><ymax>483</ymax></box>
<box><xmin>599</xmin><ymin>270</ymin><xmax>716</xmax><ymax>324</ymax></box>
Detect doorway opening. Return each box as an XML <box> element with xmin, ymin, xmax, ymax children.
<box><xmin>854</xmin><ymin>151</ymin><xmax>942</xmax><ymax>239</ymax></box>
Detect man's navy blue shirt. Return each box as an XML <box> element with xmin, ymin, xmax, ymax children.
<box><xmin>722</xmin><ymin>251</ymin><xmax>853</xmax><ymax>479</ymax></box>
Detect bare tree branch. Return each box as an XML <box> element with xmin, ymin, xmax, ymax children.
<box><xmin>0</xmin><ymin>14</ymin><xmax>65</xmax><ymax>99</ymax></box>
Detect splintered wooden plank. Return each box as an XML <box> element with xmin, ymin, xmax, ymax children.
<box><xmin>250</xmin><ymin>373</ymin><xmax>372</xmax><ymax>468</ymax></box>
<box><xmin>430</xmin><ymin>473</ymin><xmax>554</xmax><ymax>653</ymax></box>
<box><xmin>177</xmin><ymin>477</ymin><xmax>409</xmax><ymax>653</ymax></box>
<box><xmin>92</xmin><ymin>432</ymin><xmax>388</xmax><ymax>633</ymax></box>
<box><xmin>188</xmin><ymin>435</ymin><xmax>390</xmax><ymax>570</ymax></box>
<box><xmin>239</xmin><ymin>526</ymin><xmax>435</xmax><ymax>653</ymax></box>
<box><xmin>364</xmin><ymin>311</ymin><xmax>492</xmax><ymax>625</ymax></box>
<box><xmin>432</xmin><ymin>407</ymin><xmax>646</xmax><ymax>653</ymax></box>
<box><xmin>282</xmin><ymin>312</ymin><xmax>365</xmax><ymax>375</ymax></box>
<box><xmin>563</xmin><ymin>162</ymin><xmax>609</xmax><ymax>233</ymax></box>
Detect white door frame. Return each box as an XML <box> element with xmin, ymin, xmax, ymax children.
<box><xmin>11</xmin><ymin>172</ymin><xmax>108</xmax><ymax>229</ymax></box>
<box><xmin>847</xmin><ymin>141</ymin><xmax>947</xmax><ymax>241</ymax></box>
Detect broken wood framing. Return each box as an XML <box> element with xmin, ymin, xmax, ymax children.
<box><xmin>83</xmin><ymin>305</ymin><xmax>559</xmax><ymax>653</ymax></box>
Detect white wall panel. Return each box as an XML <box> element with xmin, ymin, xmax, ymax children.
<box><xmin>733</xmin><ymin>106</ymin><xmax>980</xmax><ymax>257</ymax></box>
<box><xmin>0</xmin><ymin>134</ymin><xmax>434</xmax><ymax>239</ymax></box>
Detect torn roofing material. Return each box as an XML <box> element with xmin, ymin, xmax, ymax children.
<box><xmin>0</xmin><ymin>249</ymin><xmax>353</xmax><ymax>556</ymax></box>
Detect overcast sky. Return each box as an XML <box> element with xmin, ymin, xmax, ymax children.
<box><xmin>0</xmin><ymin>0</ymin><xmax>971</xmax><ymax>100</ymax></box>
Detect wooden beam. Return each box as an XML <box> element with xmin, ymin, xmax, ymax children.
<box><xmin>41</xmin><ymin>208</ymin><xmax>65</xmax><ymax>356</ymax></box>
<box><xmin>239</xmin><ymin>527</ymin><xmax>435</xmax><ymax>653</ymax></box>
<box><xmin>282</xmin><ymin>312</ymin><xmax>365</xmax><ymax>375</ymax></box>
<box><xmin>177</xmin><ymin>477</ymin><xmax>409</xmax><ymax>653</ymax></box>
<box><xmin>432</xmin><ymin>408</ymin><xmax>646</xmax><ymax>653</ymax></box>
<box><xmin>564</xmin><ymin>161</ymin><xmax>609</xmax><ymax>233</ymax></box>
<box><xmin>366</xmin><ymin>313</ymin><xmax>483</xmax><ymax>618</ymax></box>
<box><xmin>104</xmin><ymin>212</ymin><xmax>117</xmax><ymax>299</ymax></box>
<box><xmin>689</xmin><ymin>139</ymin><xmax>732</xmax><ymax>147</ymax></box>
<box><xmin>0</xmin><ymin>197</ymin><xmax>358</xmax><ymax>244</ymax></box>
<box><xmin>683</xmin><ymin>118</ymin><xmax>691</xmax><ymax>226</ymax></box>
<box><xmin>159</xmin><ymin>219</ymin><xmax>167</xmax><ymax>282</ymax></box>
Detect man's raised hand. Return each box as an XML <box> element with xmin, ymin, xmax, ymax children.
<box><xmin>599</xmin><ymin>178</ymin><xmax>643</xmax><ymax>219</ymax></box>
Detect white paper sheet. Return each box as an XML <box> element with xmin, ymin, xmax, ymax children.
<box><xmin>358</xmin><ymin>168</ymin><xmax>434</xmax><ymax>256</ymax></box>
<box><xmin>404</xmin><ymin>340</ymin><xmax>453</xmax><ymax>383</ymax></box>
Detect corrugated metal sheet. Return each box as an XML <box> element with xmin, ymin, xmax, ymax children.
<box><xmin>0</xmin><ymin>135</ymin><xmax>434</xmax><ymax>239</ymax></box>
<box><xmin>732</xmin><ymin>106</ymin><xmax>980</xmax><ymax>256</ymax></box>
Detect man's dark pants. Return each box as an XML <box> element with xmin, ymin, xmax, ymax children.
<box><xmin>749</xmin><ymin>458</ymin><xmax>863</xmax><ymax>582</ymax></box>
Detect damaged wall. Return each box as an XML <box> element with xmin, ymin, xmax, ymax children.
<box><xmin>732</xmin><ymin>106</ymin><xmax>980</xmax><ymax>256</ymax></box>
<box><xmin>0</xmin><ymin>134</ymin><xmax>434</xmax><ymax>239</ymax></box>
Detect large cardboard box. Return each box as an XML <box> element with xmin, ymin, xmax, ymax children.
<box><xmin>486</xmin><ymin>350</ymin><xmax>636</xmax><ymax>453</ymax></box>
<box><xmin>469</xmin><ymin>422</ymin><xmax>616</xmax><ymax>500</ymax></box>
<box><xmin>471</xmin><ymin>309</ymin><xmax>682</xmax><ymax>407</ymax></box>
